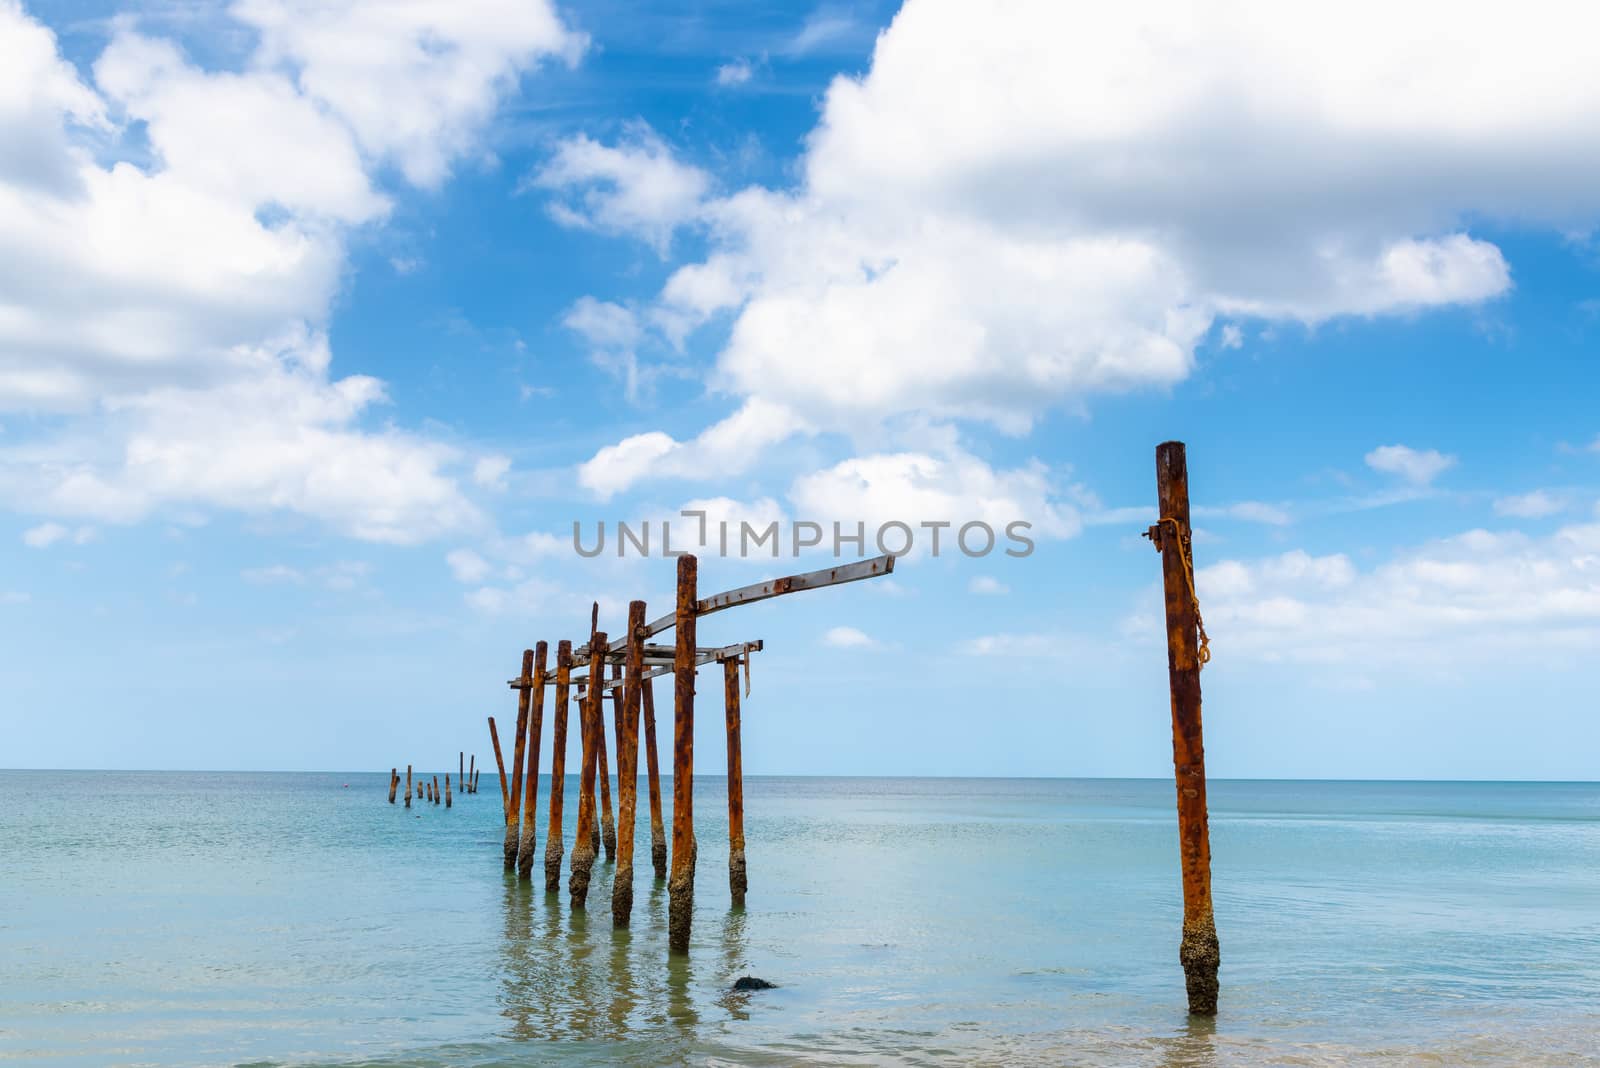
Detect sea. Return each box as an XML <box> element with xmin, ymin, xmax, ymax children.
<box><xmin>2</xmin><ymin>773</ymin><xmax>1596</xmax><ymax>1066</ymax></box>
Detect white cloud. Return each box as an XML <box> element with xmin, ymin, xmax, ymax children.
<box><xmin>0</xmin><ymin>1</ymin><xmax>572</xmax><ymax>541</ymax></box>
<box><xmin>715</xmin><ymin>59</ymin><xmax>755</xmax><ymax>88</ymax></box>
<box><xmin>785</xmin><ymin>9</ymin><xmax>868</xmax><ymax>56</ymax></box>
<box><xmin>1152</xmin><ymin>524</ymin><xmax>1600</xmax><ymax>666</ymax></box>
<box><xmin>532</xmin><ymin>125</ymin><xmax>711</xmax><ymax>253</ymax></box>
<box><xmin>577</xmin><ymin>398</ymin><xmax>808</xmax><ymax>499</ymax></box>
<box><xmin>1195</xmin><ymin>501</ymin><xmax>1292</xmax><ymax>526</ymax></box>
<box><xmin>446</xmin><ymin>548</ymin><xmax>492</xmax><ymax>583</ymax></box>
<box><xmin>822</xmin><ymin>625</ymin><xmax>875</xmax><ymax>648</ymax></box>
<box><xmin>968</xmin><ymin>575</ymin><xmax>1009</xmax><ymax>595</ymax></box>
<box><xmin>242</xmin><ymin>560</ymin><xmax>368</xmax><ymax>589</ymax></box>
<box><xmin>21</xmin><ymin>521</ymin><xmax>93</xmax><ymax>548</ymax></box>
<box><xmin>788</xmin><ymin>444</ymin><xmax>1079</xmax><ymax>547</ymax></box>
<box><xmin>1365</xmin><ymin>444</ymin><xmax>1456</xmax><ymax>486</ymax></box>
<box><xmin>233</xmin><ymin>0</ymin><xmax>586</xmax><ymax>187</ymax></box>
<box><xmin>579</xmin><ymin>0</ymin><xmax>1600</xmax><ymax>444</ymax></box>
<box><xmin>0</xmin><ymin>590</ymin><xmax>28</xmax><ymax>604</ymax></box>
<box><xmin>1494</xmin><ymin>490</ymin><xmax>1568</xmax><ymax>519</ymax></box>
<box><xmin>242</xmin><ymin>564</ymin><xmax>305</xmax><ymax>585</ymax></box>
<box><xmin>472</xmin><ymin>454</ymin><xmax>511</xmax><ymax>489</ymax></box>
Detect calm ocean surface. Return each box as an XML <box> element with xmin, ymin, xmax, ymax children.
<box><xmin>1</xmin><ymin>773</ymin><xmax>1596</xmax><ymax>1066</ymax></box>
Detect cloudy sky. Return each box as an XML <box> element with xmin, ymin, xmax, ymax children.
<box><xmin>4</xmin><ymin>0</ymin><xmax>1599</xmax><ymax>777</ymax></box>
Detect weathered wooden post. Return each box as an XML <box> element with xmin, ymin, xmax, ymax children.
<box><xmin>517</xmin><ymin>642</ymin><xmax>548</xmax><ymax>880</ymax></box>
<box><xmin>446</xmin><ymin>774</ymin><xmax>452</xmax><ymax>808</ymax></box>
<box><xmin>613</xmin><ymin>599</ymin><xmax>645</xmax><ymax>926</ymax></box>
<box><xmin>405</xmin><ymin>765</ymin><xmax>412</xmax><ymax>809</ymax></box>
<box><xmin>643</xmin><ymin>677</ymin><xmax>667</xmax><ymax>880</ymax></box>
<box><xmin>506</xmin><ymin>649</ymin><xmax>535</xmax><ymax>871</ymax></box>
<box><xmin>669</xmin><ymin>553</ymin><xmax>698</xmax><ymax>953</ymax></box>
<box><xmin>570</xmin><ymin>630</ymin><xmax>607</xmax><ymax>907</ymax></box>
<box><xmin>598</xmin><ymin>666</ymin><xmax>617</xmax><ymax>863</ymax></box>
<box><xmin>433</xmin><ymin>775</ymin><xmax>440</xmax><ymax>806</ymax></box>
<box><xmin>544</xmin><ymin>641</ymin><xmax>573</xmax><ymax>892</ymax></box>
<box><xmin>489</xmin><ymin>716</ymin><xmax>509</xmax><ymax>816</ymax></box>
<box><xmin>460</xmin><ymin>752</ymin><xmax>464</xmax><ymax>794</ymax></box>
<box><xmin>388</xmin><ymin>768</ymin><xmax>398</xmax><ymax>804</ymax></box>
<box><xmin>469</xmin><ymin>755</ymin><xmax>476</xmax><ymax>793</ymax></box>
<box><xmin>1149</xmin><ymin>440</ymin><xmax>1221</xmax><ymax>1016</ymax></box>
<box><xmin>723</xmin><ymin>655</ymin><xmax>747</xmax><ymax>907</ymax></box>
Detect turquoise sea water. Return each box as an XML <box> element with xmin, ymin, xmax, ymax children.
<box><xmin>2</xmin><ymin>772</ymin><xmax>1597</xmax><ymax>1066</ymax></box>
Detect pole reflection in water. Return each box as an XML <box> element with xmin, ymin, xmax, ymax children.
<box><xmin>496</xmin><ymin>858</ymin><xmax>743</xmax><ymax>1045</ymax></box>
<box><xmin>1159</xmin><ymin>1013</ymin><xmax>1218</xmax><ymax>1068</ymax></box>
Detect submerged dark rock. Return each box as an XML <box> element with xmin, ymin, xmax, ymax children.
<box><xmin>732</xmin><ymin>976</ymin><xmax>776</xmax><ymax>991</ymax></box>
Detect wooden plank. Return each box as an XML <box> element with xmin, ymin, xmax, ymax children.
<box><xmin>571</xmin><ymin>641</ymin><xmax>763</xmax><ymax>695</ymax></box>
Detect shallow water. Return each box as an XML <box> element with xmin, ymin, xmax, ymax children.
<box><xmin>1</xmin><ymin>773</ymin><xmax>1597</xmax><ymax>1066</ymax></box>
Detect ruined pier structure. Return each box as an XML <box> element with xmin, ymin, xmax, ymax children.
<box><xmin>479</xmin><ymin>440</ymin><xmax>1220</xmax><ymax>1014</ymax></box>
<box><xmin>488</xmin><ymin>553</ymin><xmax>896</xmax><ymax>951</ymax></box>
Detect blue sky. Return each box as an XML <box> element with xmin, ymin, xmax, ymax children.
<box><xmin>3</xmin><ymin>0</ymin><xmax>1599</xmax><ymax>778</ymax></box>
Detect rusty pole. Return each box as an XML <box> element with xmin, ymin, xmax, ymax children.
<box><xmin>570</xmin><ymin>630</ymin><xmax>607</xmax><ymax>908</ymax></box>
<box><xmin>489</xmin><ymin>716</ymin><xmax>509</xmax><ymax>817</ymax></box>
<box><xmin>613</xmin><ymin>599</ymin><xmax>645</xmax><ymax>926</ymax></box>
<box><xmin>518</xmin><ymin>642</ymin><xmax>548</xmax><ymax>881</ymax></box>
<box><xmin>388</xmin><ymin>768</ymin><xmax>398</xmax><ymax>804</ymax></box>
<box><xmin>598</xmin><ymin>666</ymin><xmax>617</xmax><ymax>864</ymax></box>
<box><xmin>643</xmin><ymin>676</ymin><xmax>667</xmax><ymax>880</ymax></box>
<box><xmin>668</xmin><ymin>553</ymin><xmax>698</xmax><ymax>953</ymax></box>
<box><xmin>469</xmin><ymin>755</ymin><xmax>475</xmax><ymax>793</ymax></box>
<box><xmin>544</xmin><ymin>641</ymin><xmax>573</xmax><ymax>893</ymax></box>
<box><xmin>405</xmin><ymin>765</ymin><xmax>412</xmax><ymax>809</ymax></box>
<box><xmin>723</xmin><ymin>656</ymin><xmax>747</xmax><ymax>907</ymax></box>
<box><xmin>506</xmin><ymin>649</ymin><xmax>534</xmax><ymax>870</ymax></box>
<box><xmin>1152</xmin><ymin>440</ymin><xmax>1221</xmax><ymax>1015</ymax></box>
<box><xmin>446</xmin><ymin>774</ymin><xmax>452</xmax><ymax>808</ymax></box>
<box><xmin>460</xmin><ymin>752</ymin><xmax>464</xmax><ymax>794</ymax></box>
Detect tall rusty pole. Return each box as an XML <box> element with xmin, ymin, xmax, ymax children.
<box><xmin>723</xmin><ymin>655</ymin><xmax>747</xmax><ymax>907</ymax></box>
<box><xmin>570</xmin><ymin>630</ymin><xmax>607</xmax><ymax>908</ymax></box>
<box><xmin>506</xmin><ymin>649</ymin><xmax>534</xmax><ymax>870</ymax></box>
<box><xmin>488</xmin><ymin>716</ymin><xmax>509</xmax><ymax>815</ymax></box>
<box><xmin>405</xmin><ymin>764</ymin><xmax>412</xmax><ymax>809</ymax></box>
<box><xmin>518</xmin><ymin>642</ymin><xmax>548</xmax><ymax>880</ymax></box>
<box><xmin>544</xmin><ymin>641</ymin><xmax>573</xmax><ymax>893</ymax></box>
<box><xmin>613</xmin><ymin>599</ymin><xmax>646</xmax><ymax>926</ymax></box>
<box><xmin>642</xmin><ymin>678</ymin><xmax>667</xmax><ymax>880</ymax></box>
<box><xmin>1150</xmin><ymin>440</ymin><xmax>1220</xmax><ymax>1015</ymax></box>
<box><xmin>668</xmin><ymin>553</ymin><xmax>698</xmax><ymax>953</ymax></box>
<box><xmin>598</xmin><ymin>667</ymin><xmax>618</xmax><ymax>864</ymax></box>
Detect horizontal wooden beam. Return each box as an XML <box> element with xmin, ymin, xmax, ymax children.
<box><xmin>572</xmin><ymin>640</ymin><xmax>763</xmax><ymax>695</ymax></box>
<box><xmin>640</xmin><ymin>553</ymin><xmax>897</xmax><ymax>638</ymax></box>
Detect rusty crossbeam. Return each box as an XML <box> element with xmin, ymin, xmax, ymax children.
<box><xmin>569</xmin><ymin>641</ymin><xmax>764</xmax><ymax>695</ymax></box>
<box><xmin>640</xmin><ymin>553</ymin><xmax>896</xmax><ymax>640</ymax></box>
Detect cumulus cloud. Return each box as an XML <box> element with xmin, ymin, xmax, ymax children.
<box><xmin>968</xmin><ymin>575</ymin><xmax>1009</xmax><ymax>595</ymax></box>
<box><xmin>532</xmin><ymin>125</ymin><xmax>711</xmax><ymax>253</ymax></box>
<box><xmin>715</xmin><ymin>59</ymin><xmax>755</xmax><ymax>88</ymax></box>
<box><xmin>555</xmin><ymin>0</ymin><xmax>1600</xmax><ymax>474</ymax></box>
<box><xmin>1150</xmin><ymin>524</ymin><xmax>1600</xmax><ymax>666</ymax></box>
<box><xmin>1493</xmin><ymin>490</ymin><xmax>1568</xmax><ymax>519</ymax></box>
<box><xmin>821</xmin><ymin>625</ymin><xmax>875</xmax><ymax>648</ymax></box>
<box><xmin>1365</xmin><ymin>444</ymin><xmax>1456</xmax><ymax>486</ymax></box>
<box><xmin>577</xmin><ymin>398</ymin><xmax>808</xmax><ymax>499</ymax></box>
<box><xmin>21</xmin><ymin>521</ymin><xmax>93</xmax><ymax>548</ymax></box>
<box><xmin>788</xmin><ymin>443</ymin><xmax>1079</xmax><ymax>545</ymax></box>
<box><xmin>0</xmin><ymin>0</ymin><xmax>574</xmax><ymax>540</ymax></box>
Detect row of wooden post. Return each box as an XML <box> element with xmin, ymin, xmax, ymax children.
<box><xmin>487</xmin><ymin>557</ymin><xmax>745</xmax><ymax>952</ymax></box>
<box><xmin>387</xmin><ymin>761</ymin><xmax>479</xmax><ymax>808</ymax></box>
